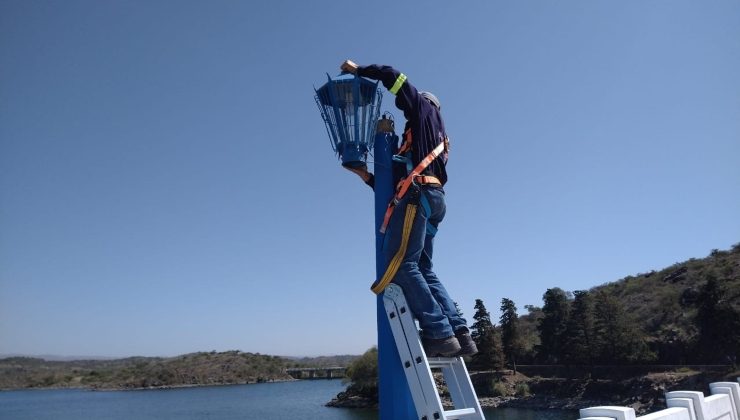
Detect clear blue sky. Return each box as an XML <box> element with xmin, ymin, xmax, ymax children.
<box><xmin>1</xmin><ymin>1</ymin><xmax>738</xmax><ymax>358</ymax></box>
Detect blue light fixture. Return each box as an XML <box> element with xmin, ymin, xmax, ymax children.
<box><xmin>314</xmin><ymin>73</ymin><xmax>383</xmax><ymax>168</ymax></box>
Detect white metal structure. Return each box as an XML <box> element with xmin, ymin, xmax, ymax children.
<box><xmin>383</xmin><ymin>284</ymin><xmax>485</xmax><ymax>420</ymax></box>
<box><xmin>666</xmin><ymin>390</ymin><xmax>734</xmax><ymax>420</ymax></box>
<box><xmin>709</xmin><ymin>382</ymin><xmax>740</xmax><ymax>420</ymax></box>
<box><xmin>579</xmin><ymin>406</ymin><xmax>692</xmax><ymax>420</ymax></box>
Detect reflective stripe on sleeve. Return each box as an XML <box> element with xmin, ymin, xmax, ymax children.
<box><xmin>389</xmin><ymin>73</ymin><xmax>407</xmax><ymax>95</ymax></box>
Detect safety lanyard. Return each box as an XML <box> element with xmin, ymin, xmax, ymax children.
<box><xmin>379</xmin><ymin>141</ymin><xmax>445</xmax><ymax>234</ymax></box>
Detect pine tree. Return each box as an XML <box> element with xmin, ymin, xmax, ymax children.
<box><xmin>592</xmin><ymin>291</ymin><xmax>625</xmax><ymax>363</ymax></box>
<box><xmin>471</xmin><ymin>299</ymin><xmax>504</xmax><ymax>370</ymax></box>
<box><xmin>592</xmin><ymin>291</ymin><xmax>653</xmax><ymax>364</ymax></box>
<box><xmin>454</xmin><ymin>301</ymin><xmax>464</xmax><ymax>319</ymax></box>
<box><xmin>499</xmin><ymin>298</ymin><xmax>524</xmax><ymax>371</ymax></box>
<box><xmin>536</xmin><ymin>288</ymin><xmax>570</xmax><ymax>363</ymax></box>
<box><xmin>491</xmin><ymin>325</ymin><xmax>505</xmax><ymax>370</ymax></box>
<box><xmin>562</xmin><ymin>290</ymin><xmax>595</xmax><ymax>365</ymax></box>
<box><xmin>695</xmin><ymin>275</ymin><xmax>740</xmax><ymax>365</ymax></box>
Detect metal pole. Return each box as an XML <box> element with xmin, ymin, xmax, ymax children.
<box><xmin>373</xmin><ymin>124</ymin><xmax>416</xmax><ymax>419</ymax></box>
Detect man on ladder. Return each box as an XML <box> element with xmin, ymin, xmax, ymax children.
<box><xmin>341</xmin><ymin>60</ymin><xmax>478</xmax><ymax>359</ymax></box>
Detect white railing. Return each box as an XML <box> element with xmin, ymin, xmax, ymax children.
<box><xmin>666</xmin><ymin>390</ymin><xmax>733</xmax><ymax>420</ymax></box>
<box><xmin>577</xmin><ymin>379</ymin><xmax>740</xmax><ymax>420</ymax></box>
<box><xmin>708</xmin><ymin>382</ymin><xmax>740</xmax><ymax>420</ymax></box>
<box><xmin>579</xmin><ymin>406</ymin><xmax>691</xmax><ymax>420</ymax></box>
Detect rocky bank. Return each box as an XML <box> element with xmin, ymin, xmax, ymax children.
<box><xmin>327</xmin><ymin>368</ymin><xmax>739</xmax><ymax>415</ymax></box>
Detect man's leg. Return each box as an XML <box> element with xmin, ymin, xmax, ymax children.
<box><xmin>418</xmin><ymin>186</ymin><xmax>468</xmax><ymax>332</ymax></box>
<box><xmin>419</xmin><ymin>243</ymin><xmax>468</xmax><ymax>332</ymax></box>
<box><xmin>418</xmin><ymin>186</ymin><xmax>478</xmax><ymax>356</ymax></box>
<box><xmin>382</xmin><ymin>188</ymin><xmax>455</xmax><ymax>341</ymax></box>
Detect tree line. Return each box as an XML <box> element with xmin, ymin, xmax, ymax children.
<box><xmin>468</xmin><ymin>275</ymin><xmax>740</xmax><ymax>371</ymax></box>
<box><xmin>338</xmin><ymin>246</ymin><xmax>739</xmax><ymax>402</ymax></box>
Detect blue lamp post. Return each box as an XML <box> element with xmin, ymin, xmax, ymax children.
<box><xmin>315</xmin><ymin>73</ymin><xmax>416</xmax><ymax>419</ymax></box>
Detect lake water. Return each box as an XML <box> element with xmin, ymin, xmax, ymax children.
<box><xmin>0</xmin><ymin>380</ymin><xmax>575</xmax><ymax>420</ymax></box>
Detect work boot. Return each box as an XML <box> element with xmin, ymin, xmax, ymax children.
<box><xmin>454</xmin><ymin>328</ymin><xmax>478</xmax><ymax>357</ymax></box>
<box><xmin>422</xmin><ymin>335</ymin><xmax>461</xmax><ymax>357</ymax></box>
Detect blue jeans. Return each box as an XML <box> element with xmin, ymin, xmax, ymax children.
<box><xmin>383</xmin><ymin>185</ymin><xmax>468</xmax><ymax>339</ymax></box>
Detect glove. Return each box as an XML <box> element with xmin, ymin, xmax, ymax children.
<box><xmin>340</xmin><ymin>60</ymin><xmax>359</xmax><ymax>74</ymax></box>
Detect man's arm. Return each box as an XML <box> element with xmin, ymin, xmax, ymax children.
<box><xmin>340</xmin><ymin>60</ymin><xmax>425</xmax><ymax>121</ymax></box>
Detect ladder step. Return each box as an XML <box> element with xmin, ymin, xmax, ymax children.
<box><xmin>428</xmin><ymin>357</ymin><xmax>460</xmax><ymax>368</ymax></box>
<box><xmin>444</xmin><ymin>408</ymin><xmax>478</xmax><ymax>418</ymax></box>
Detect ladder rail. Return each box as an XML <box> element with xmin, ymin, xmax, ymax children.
<box><xmin>450</xmin><ymin>357</ymin><xmax>484</xmax><ymax>416</ymax></box>
<box><xmin>384</xmin><ymin>285</ymin><xmax>447</xmax><ymax>419</ymax></box>
<box><xmin>441</xmin><ymin>364</ymin><xmax>469</xmax><ymax>409</ymax></box>
<box><xmin>393</xmin><ymin>291</ymin><xmax>446</xmax><ymax>417</ymax></box>
<box><xmin>383</xmin><ymin>291</ymin><xmax>439</xmax><ymax>420</ymax></box>
<box><xmin>383</xmin><ymin>284</ymin><xmax>486</xmax><ymax>420</ymax></box>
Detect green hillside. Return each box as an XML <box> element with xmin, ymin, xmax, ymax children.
<box><xmin>0</xmin><ymin>351</ymin><xmax>355</xmax><ymax>390</ymax></box>
<box><xmin>512</xmin><ymin>243</ymin><xmax>740</xmax><ymax>365</ymax></box>
<box><xmin>332</xmin><ymin>245</ymin><xmax>740</xmax><ymax>412</ymax></box>
<box><xmin>594</xmin><ymin>246</ymin><xmax>739</xmax><ymax>358</ymax></box>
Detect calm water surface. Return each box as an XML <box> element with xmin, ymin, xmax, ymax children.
<box><xmin>0</xmin><ymin>380</ymin><xmax>575</xmax><ymax>420</ymax></box>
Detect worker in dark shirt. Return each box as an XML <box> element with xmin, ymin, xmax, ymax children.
<box><xmin>340</xmin><ymin>60</ymin><xmax>477</xmax><ymax>357</ymax></box>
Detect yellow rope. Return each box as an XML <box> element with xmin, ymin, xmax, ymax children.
<box><xmin>371</xmin><ymin>203</ymin><xmax>417</xmax><ymax>295</ymax></box>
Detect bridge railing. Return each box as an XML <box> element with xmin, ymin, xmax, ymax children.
<box><xmin>578</xmin><ymin>379</ymin><xmax>740</xmax><ymax>420</ymax></box>
<box><xmin>579</xmin><ymin>406</ymin><xmax>691</xmax><ymax>420</ymax></box>
<box><xmin>708</xmin><ymin>382</ymin><xmax>740</xmax><ymax>420</ymax></box>
<box><xmin>285</xmin><ymin>367</ymin><xmax>347</xmax><ymax>379</ymax></box>
<box><xmin>666</xmin><ymin>390</ymin><xmax>734</xmax><ymax>420</ymax></box>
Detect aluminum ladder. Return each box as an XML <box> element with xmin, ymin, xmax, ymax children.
<box><xmin>383</xmin><ymin>284</ymin><xmax>486</xmax><ymax>420</ymax></box>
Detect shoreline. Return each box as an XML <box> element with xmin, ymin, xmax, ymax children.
<box><xmin>0</xmin><ymin>377</ymin><xmax>301</xmax><ymax>393</ymax></box>
<box><xmin>324</xmin><ymin>393</ymin><xmax>583</xmax><ymax>411</ymax></box>
<box><xmin>326</xmin><ymin>368</ymin><xmax>740</xmax><ymax>414</ymax></box>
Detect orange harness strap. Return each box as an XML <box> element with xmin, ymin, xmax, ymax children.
<box><xmin>415</xmin><ymin>175</ymin><xmax>441</xmax><ymax>185</ymax></box>
<box><xmin>379</xmin><ymin>140</ymin><xmax>446</xmax><ymax>234</ymax></box>
<box><xmin>398</xmin><ymin>128</ymin><xmax>413</xmax><ymax>155</ymax></box>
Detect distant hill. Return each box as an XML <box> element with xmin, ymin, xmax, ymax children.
<box><xmin>514</xmin><ymin>243</ymin><xmax>740</xmax><ymax>364</ymax></box>
<box><xmin>0</xmin><ymin>350</ymin><xmax>357</xmax><ymax>390</ymax></box>
<box><xmin>592</xmin><ymin>246</ymin><xmax>739</xmax><ymax>346</ymax></box>
<box><xmin>0</xmin><ymin>354</ymin><xmax>117</xmax><ymax>362</ymax></box>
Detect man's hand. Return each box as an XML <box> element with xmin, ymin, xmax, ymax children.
<box><xmin>340</xmin><ymin>60</ymin><xmax>359</xmax><ymax>74</ymax></box>
<box><xmin>344</xmin><ymin>163</ymin><xmax>375</xmax><ymax>189</ymax></box>
<box><xmin>344</xmin><ymin>163</ymin><xmax>370</xmax><ymax>181</ymax></box>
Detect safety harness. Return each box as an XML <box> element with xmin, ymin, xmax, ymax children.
<box><xmin>380</xmin><ymin>128</ymin><xmax>448</xmax><ymax>234</ymax></box>
<box><xmin>371</xmin><ymin>127</ymin><xmax>449</xmax><ymax>295</ymax></box>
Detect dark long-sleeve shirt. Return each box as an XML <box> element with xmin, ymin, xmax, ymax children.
<box><xmin>357</xmin><ymin>65</ymin><xmax>448</xmax><ymax>186</ymax></box>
